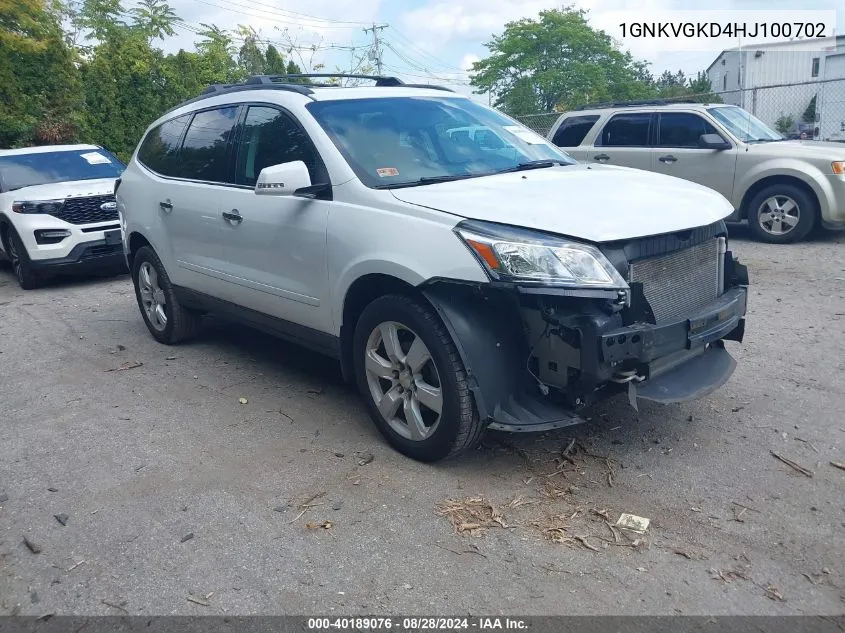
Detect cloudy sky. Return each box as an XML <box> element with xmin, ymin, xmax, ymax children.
<box><xmin>159</xmin><ymin>0</ymin><xmax>843</xmax><ymax>100</ymax></box>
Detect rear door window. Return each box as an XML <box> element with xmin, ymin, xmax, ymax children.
<box><xmin>551</xmin><ymin>115</ymin><xmax>599</xmax><ymax>147</ymax></box>
<box><xmin>179</xmin><ymin>106</ymin><xmax>239</xmax><ymax>183</ymax></box>
<box><xmin>598</xmin><ymin>113</ymin><xmax>652</xmax><ymax>147</ymax></box>
<box><xmin>137</xmin><ymin>114</ymin><xmax>191</xmax><ymax>177</ymax></box>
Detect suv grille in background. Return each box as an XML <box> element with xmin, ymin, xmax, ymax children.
<box><xmin>51</xmin><ymin>195</ymin><xmax>118</xmax><ymax>225</ymax></box>
<box><xmin>628</xmin><ymin>238</ymin><xmax>721</xmax><ymax>323</ymax></box>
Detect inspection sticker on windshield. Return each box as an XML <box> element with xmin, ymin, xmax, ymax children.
<box><xmin>503</xmin><ymin>125</ymin><xmax>547</xmax><ymax>144</ymax></box>
<box><xmin>376</xmin><ymin>167</ymin><xmax>399</xmax><ymax>177</ymax></box>
<box><xmin>80</xmin><ymin>152</ymin><xmax>111</xmax><ymax>165</ymax></box>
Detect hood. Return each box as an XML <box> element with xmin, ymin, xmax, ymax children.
<box><xmin>390</xmin><ymin>164</ymin><xmax>733</xmax><ymax>243</ymax></box>
<box><xmin>746</xmin><ymin>139</ymin><xmax>845</xmax><ymax>160</ymax></box>
<box><xmin>6</xmin><ymin>178</ymin><xmax>117</xmax><ymax>201</ymax></box>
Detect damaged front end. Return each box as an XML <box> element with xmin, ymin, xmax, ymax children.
<box><xmin>421</xmin><ymin>219</ymin><xmax>748</xmax><ymax>432</ymax></box>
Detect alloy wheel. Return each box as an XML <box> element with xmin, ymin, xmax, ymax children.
<box><xmin>364</xmin><ymin>321</ymin><xmax>443</xmax><ymax>442</ymax></box>
<box><xmin>757</xmin><ymin>195</ymin><xmax>800</xmax><ymax>236</ymax></box>
<box><xmin>7</xmin><ymin>233</ymin><xmax>23</xmax><ymax>282</ymax></box>
<box><xmin>138</xmin><ymin>261</ymin><xmax>168</xmax><ymax>331</ymax></box>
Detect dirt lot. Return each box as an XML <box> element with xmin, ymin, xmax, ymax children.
<box><xmin>1</xmin><ymin>226</ymin><xmax>843</xmax><ymax>616</ymax></box>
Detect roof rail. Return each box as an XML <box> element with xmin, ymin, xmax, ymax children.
<box><xmin>246</xmin><ymin>74</ymin><xmax>454</xmax><ymax>91</ymax></box>
<box><xmin>248</xmin><ymin>73</ymin><xmax>405</xmax><ymax>86</ymax></box>
<box><xmin>575</xmin><ymin>98</ymin><xmax>699</xmax><ymax>110</ymax></box>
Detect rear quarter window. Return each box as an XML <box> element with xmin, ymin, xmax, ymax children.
<box><xmin>551</xmin><ymin>115</ymin><xmax>600</xmax><ymax>147</ymax></box>
<box><xmin>137</xmin><ymin>114</ymin><xmax>192</xmax><ymax>177</ymax></box>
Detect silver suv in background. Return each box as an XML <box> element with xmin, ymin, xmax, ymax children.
<box><xmin>117</xmin><ymin>75</ymin><xmax>748</xmax><ymax>462</ymax></box>
<box><xmin>548</xmin><ymin>102</ymin><xmax>845</xmax><ymax>243</ymax></box>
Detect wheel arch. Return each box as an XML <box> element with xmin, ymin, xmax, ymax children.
<box><xmin>338</xmin><ymin>273</ymin><xmax>423</xmax><ymax>382</ymax></box>
<box><xmin>738</xmin><ymin>173</ymin><xmax>823</xmax><ymax>221</ymax></box>
<box><xmin>0</xmin><ymin>215</ymin><xmax>10</xmax><ymax>253</ymax></box>
<box><xmin>126</xmin><ymin>231</ymin><xmax>153</xmax><ymax>269</ymax></box>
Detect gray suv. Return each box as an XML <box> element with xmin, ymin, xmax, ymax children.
<box><xmin>548</xmin><ymin>102</ymin><xmax>845</xmax><ymax>243</ymax></box>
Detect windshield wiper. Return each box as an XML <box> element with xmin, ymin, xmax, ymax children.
<box><xmin>379</xmin><ymin>174</ymin><xmax>478</xmax><ymax>189</ymax></box>
<box><xmin>492</xmin><ymin>159</ymin><xmax>567</xmax><ymax>175</ymax></box>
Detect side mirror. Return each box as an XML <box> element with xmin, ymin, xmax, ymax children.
<box><xmin>255</xmin><ymin>161</ymin><xmax>312</xmax><ymax>196</ymax></box>
<box><xmin>699</xmin><ymin>133</ymin><xmax>731</xmax><ymax>150</ymax></box>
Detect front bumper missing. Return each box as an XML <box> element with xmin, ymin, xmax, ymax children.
<box><xmin>423</xmin><ymin>281</ymin><xmax>747</xmax><ymax>433</ymax></box>
<box><xmin>599</xmin><ymin>287</ymin><xmax>746</xmax><ymax>366</ymax></box>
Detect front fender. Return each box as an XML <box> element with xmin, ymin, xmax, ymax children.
<box><xmin>421</xmin><ymin>281</ymin><xmax>583</xmax><ymax>432</ymax></box>
<box><xmin>736</xmin><ymin>160</ymin><xmax>833</xmax><ymax>219</ymax></box>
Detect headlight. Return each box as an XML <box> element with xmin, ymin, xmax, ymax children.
<box><xmin>455</xmin><ymin>220</ymin><xmax>628</xmax><ymax>289</ymax></box>
<box><xmin>12</xmin><ymin>199</ymin><xmax>65</xmax><ymax>215</ymax></box>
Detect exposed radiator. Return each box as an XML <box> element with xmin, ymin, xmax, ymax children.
<box><xmin>628</xmin><ymin>237</ymin><xmax>723</xmax><ymax>323</ymax></box>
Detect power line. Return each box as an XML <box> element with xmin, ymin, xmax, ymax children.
<box><xmin>386</xmin><ymin>27</ymin><xmax>466</xmax><ymax>73</ymax></box>
<box><xmin>201</xmin><ymin>0</ymin><xmax>372</xmax><ymax>26</ymax></box>
<box><xmin>188</xmin><ymin>0</ymin><xmax>370</xmax><ymax>30</ymax></box>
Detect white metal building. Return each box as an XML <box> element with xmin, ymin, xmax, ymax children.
<box><xmin>706</xmin><ymin>36</ymin><xmax>845</xmax><ymax>140</ymax></box>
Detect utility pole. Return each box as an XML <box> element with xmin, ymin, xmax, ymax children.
<box><xmin>363</xmin><ymin>23</ymin><xmax>388</xmax><ymax>75</ymax></box>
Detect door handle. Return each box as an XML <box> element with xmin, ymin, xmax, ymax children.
<box><xmin>658</xmin><ymin>154</ymin><xmax>678</xmax><ymax>164</ymax></box>
<box><xmin>159</xmin><ymin>200</ymin><xmax>173</xmax><ymax>212</ymax></box>
<box><xmin>222</xmin><ymin>209</ymin><xmax>243</xmax><ymax>225</ymax></box>
<box><xmin>593</xmin><ymin>153</ymin><xmax>610</xmax><ymax>162</ymax></box>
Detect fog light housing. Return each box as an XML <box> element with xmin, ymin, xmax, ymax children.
<box><xmin>34</xmin><ymin>229</ymin><xmax>71</xmax><ymax>245</ymax></box>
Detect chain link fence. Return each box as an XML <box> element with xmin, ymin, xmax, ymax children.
<box><xmin>513</xmin><ymin>78</ymin><xmax>845</xmax><ymax>142</ymax></box>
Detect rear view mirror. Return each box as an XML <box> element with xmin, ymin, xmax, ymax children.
<box><xmin>699</xmin><ymin>134</ymin><xmax>731</xmax><ymax>150</ymax></box>
<box><xmin>255</xmin><ymin>161</ymin><xmax>312</xmax><ymax>196</ymax></box>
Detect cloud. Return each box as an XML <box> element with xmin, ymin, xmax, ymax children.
<box><xmin>399</xmin><ymin>0</ymin><xmax>558</xmax><ymax>46</ymax></box>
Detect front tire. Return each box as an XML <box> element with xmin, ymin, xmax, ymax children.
<box><xmin>747</xmin><ymin>184</ymin><xmax>817</xmax><ymax>243</ymax></box>
<box><xmin>4</xmin><ymin>227</ymin><xmax>42</xmax><ymax>290</ymax></box>
<box><xmin>131</xmin><ymin>246</ymin><xmax>199</xmax><ymax>344</ymax></box>
<box><xmin>352</xmin><ymin>294</ymin><xmax>484</xmax><ymax>462</ymax></box>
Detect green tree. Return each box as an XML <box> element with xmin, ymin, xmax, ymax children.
<box><xmin>195</xmin><ymin>23</ymin><xmax>238</xmax><ymax>84</ymax></box>
<box><xmin>131</xmin><ymin>0</ymin><xmax>181</xmax><ymax>44</ymax></box>
<box><xmin>82</xmin><ymin>26</ymin><xmax>167</xmax><ymax>159</ymax></box>
<box><xmin>775</xmin><ymin>114</ymin><xmax>795</xmax><ymax>135</ymax></box>
<box><xmin>264</xmin><ymin>44</ymin><xmax>286</xmax><ymax>74</ymax></box>
<box><xmin>236</xmin><ymin>25</ymin><xmax>266</xmax><ymax>77</ymax></box>
<box><xmin>470</xmin><ymin>7</ymin><xmax>654</xmax><ymax>113</ymax></box>
<box><xmin>78</xmin><ymin>0</ymin><xmax>125</xmax><ymax>41</ymax></box>
<box><xmin>802</xmin><ymin>95</ymin><xmax>817</xmax><ymax>123</ymax></box>
<box><xmin>0</xmin><ymin>0</ymin><xmax>82</xmax><ymax>146</ymax></box>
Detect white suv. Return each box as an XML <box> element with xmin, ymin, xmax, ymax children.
<box><xmin>0</xmin><ymin>144</ymin><xmax>126</xmax><ymax>289</ymax></box>
<box><xmin>118</xmin><ymin>75</ymin><xmax>750</xmax><ymax>462</ymax></box>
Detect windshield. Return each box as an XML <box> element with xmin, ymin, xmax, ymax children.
<box><xmin>0</xmin><ymin>149</ymin><xmax>124</xmax><ymax>192</ymax></box>
<box><xmin>708</xmin><ymin>106</ymin><xmax>783</xmax><ymax>143</ymax></box>
<box><xmin>307</xmin><ymin>97</ymin><xmax>575</xmax><ymax>188</ymax></box>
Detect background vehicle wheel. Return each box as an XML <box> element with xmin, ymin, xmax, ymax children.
<box><xmin>747</xmin><ymin>184</ymin><xmax>816</xmax><ymax>243</ymax></box>
<box><xmin>3</xmin><ymin>227</ymin><xmax>42</xmax><ymax>290</ymax></box>
<box><xmin>352</xmin><ymin>294</ymin><xmax>484</xmax><ymax>462</ymax></box>
<box><xmin>131</xmin><ymin>246</ymin><xmax>200</xmax><ymax>344</ymax></box>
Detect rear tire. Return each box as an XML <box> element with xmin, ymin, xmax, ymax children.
<box><xmin>131</xmin><ymin>246</ymin><xmax>200</xmax><ymax>344</ymax></box>
<box><xmin>3</xmin><ymin>227</ymin><xmax>42</xmax><ymax>290</ymax></box>
<box><xmin>352</xmin><ymin>294</ymin><xmax>484</xmax><ymax>462</ymax></box>
<box><xmin>747</xmin><ymin>184</ymin><xmax>816</xmax><ymax>244</ymax></box>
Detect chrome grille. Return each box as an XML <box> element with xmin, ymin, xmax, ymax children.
<box><xmin>628</xmin><ymin>238</ymin><xmax>722</xmax><ymax>323</ymax></box>
<box><xmin>50</xmin><ymin>195</ymin><xmax>118</xmax><ymax>225</ymax></box>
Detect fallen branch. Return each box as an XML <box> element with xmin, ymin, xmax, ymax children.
<box><xmin>770</xmin><ymin>451</ymin><xmax>813</xmax><ymax>477</ymax></box>
<box><xmin>104</xmin><ymin>361</ymin><xmax>143</xmax><ymax>372</ymax></box>
<box><xmin>574</xmin><ymin>535</ymin><xmax>600</xmax><ymax>552</ymax></box>
<box><xmin>830</xmin><ymin>461</ymin><xmax>845</xmax><ymax>472</ymax></box>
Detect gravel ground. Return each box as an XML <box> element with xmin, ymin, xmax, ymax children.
<box><xmin>0</xmin><ymin>226</ymin><xmax>843</xmax><ymax>616</ymax></box>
